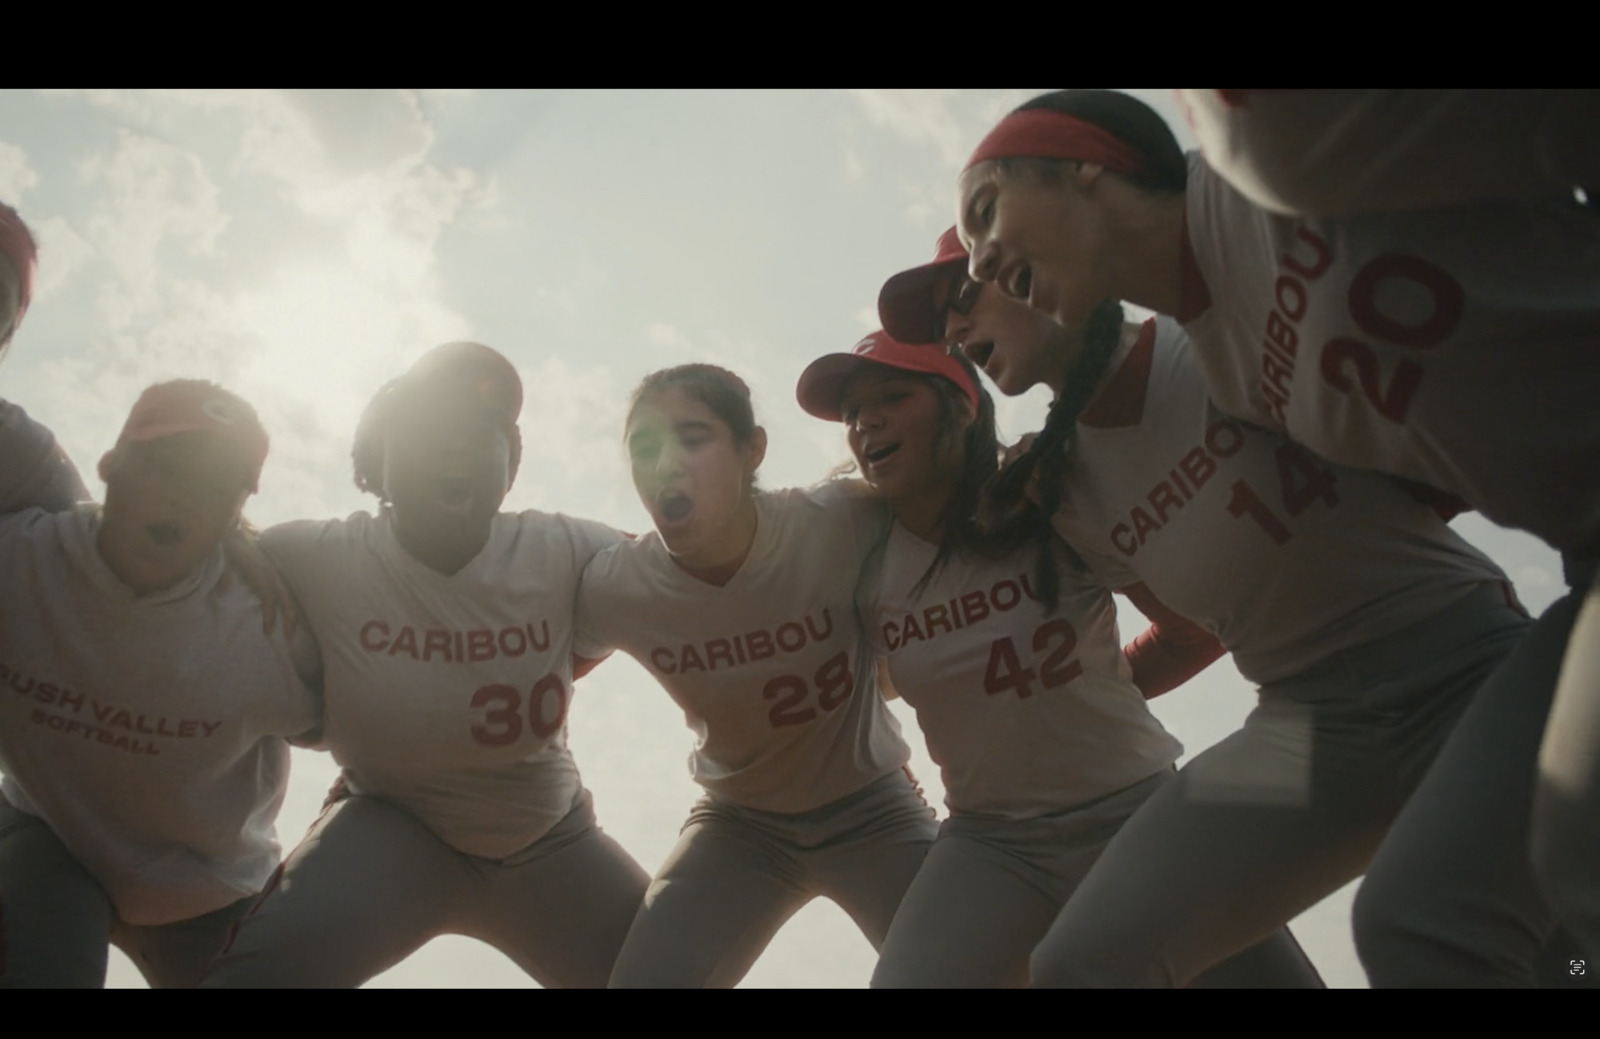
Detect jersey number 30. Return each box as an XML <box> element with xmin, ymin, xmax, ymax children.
<box><xmin>470</xmin><ymin>676</ymin><xmax>569</xmax><ymax>747</ymax></box>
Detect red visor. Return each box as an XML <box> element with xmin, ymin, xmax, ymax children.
<box><xmin>965</xmin><ymin>109</ymin><xmax>1150</xmax><ymax>176</ymax></box>
<box><xmin>796</xmin><ymin>330</ymin><xmax>979</xmax><ymax>422</ymax></box>
<box><xmin>877</xmin><ymin>226</ymin><xmax>970</xmax><ymax>347</ymax></box>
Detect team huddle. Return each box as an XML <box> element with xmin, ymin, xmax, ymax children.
<box><xmin>2</xmin><ymin>88</ymin><xmax>1597</xmax><ymax>988</ymax></box>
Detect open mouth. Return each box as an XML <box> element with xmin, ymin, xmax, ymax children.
<box><xmin>657</xmin><ymin>491</ymin><xmax>693</xmax><ymax>523</ymax></box>
<box><xmin>147</xmin><ymin>522</ymin><xmax>183</xmax><ymax>547</ymax></box>
<box><xmin>865</xmin><ymin>443</ymin><xmax>900</xmax><ymax>466</ymax></box>
<box><xmin>434</xmin><ymin>475</ymin><xmax>475</xmax><ymax>510</ymax></box>
<box><xmin>962</xmin><ymin>341</ymin><xmax>996</xmax><ymax>369</ymax></box>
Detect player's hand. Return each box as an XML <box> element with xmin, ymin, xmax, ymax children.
<box><xmin>225</xmin><ymin>521</ymin><xmax>298</xmax><ymax>637</ymax></box>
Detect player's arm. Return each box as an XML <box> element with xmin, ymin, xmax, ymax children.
<box><xmin>0</xmin><ymin>399</ymin><xmax>90</xmax><ymax>514</ymax></box>
<box><xmin>572</xmin><ymin>653</ymin><xmax>611</xmax><ymax>681</ymax></box>
<box><xmin>1119</xmin><ymin>581</ymin><xmax>1225</xmax><ymax>699</ymax></box>
<box><xmin>224</xmin><ymin>519</ymin><xmax>300</xmax><ymax>637</ymax></box>
<box><xmin>876</xmin><ymin>657</ymin><xmax>900</xmax><ymax>702</ymax></box>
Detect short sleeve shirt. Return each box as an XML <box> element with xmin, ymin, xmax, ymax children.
<box><xmin>1180</xmin><ymin>152</ymin><xmax>1600</xmax><ymax>555</ymax></box>
<box><xmin>575</xmin><ymin>483</ymin><xmax>910</xmax><ymax>814</ymax></box>
<box><xmin>1053</xmin><ymin>318</ymin><xmax>1510</xmax><ymax>684</ymax></box>
<box><xmin>261</xmin><ymin>508</ymin><xmax>625</xmax><ymax>859</ymax></box>
<box><xmin>0</xmin><ymin>506</ymin><xmax>318</xmax><ymax>925</ymax></box>
<box><xmin>864</xmin><ymin>523</ymin><xmax>1181</xmax><ymax>820</ymax></box>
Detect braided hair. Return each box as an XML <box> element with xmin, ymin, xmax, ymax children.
<box><xmin>976</xmin><ymin>299</ymin><xmax>1127</xmax><ymax>612</ymax></box>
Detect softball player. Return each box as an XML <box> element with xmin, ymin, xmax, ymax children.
<box><xmin>878</xmin><ymin>228</ymin><xmax>1533</xmax><ymax>987</ymax></box>
<box><xmin>951</xmin><ymin>88</ymin><xmax>1600</xmax><ymax>985</ymax></box>
<box><xmin>576</xmin><ymin>363</ymin><xmax>937</xmax><ymax>988</ymax></box>
<box><xmin>796</xmin><ymin>330</ymin><xmax>1322</xmax><ymax>988</ymax></box>
<box><xmin>202</xmin><ymin>342</ymin><xmax>649</xmax><ymax>989</ymax></box>
<box><xmin>1</xmin><ymin>200</ymin><xmax>89</xmax><ymax>513</ymax></box>
<box><xmin>0</xmin><ymin>380</ymin><xmax>320</xmax><ymax>987</ymax></box>
<box><xmin>1175</xmin><ymin>89</ymin><xmax>1599</xmax><ymax>217</ymax></box>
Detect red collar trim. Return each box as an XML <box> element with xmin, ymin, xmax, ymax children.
<box><xmin>1079</xmin><ymin>319</ymin><xmax>1156</xmax><ymax>429</ymax></box>
<box><xmin>1175</xmin><ymin>208</ymin><xmax>1212</xmax><ymax>323</ymax></box>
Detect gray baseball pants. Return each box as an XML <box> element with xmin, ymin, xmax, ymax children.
<box><xmin>0</xmin><ymin>801</ymin><xmax>251</xmax><ymax>988</ymax></box>
<box><xmin>1029</xmin><ymin>582</ymin><xmax>1530</xmax><ymax>987</ymax></box>
<box><xmin>607</xmin><ymin>769</ymin><xmax>938</xmax><ymax>988</ymax></box>
<box><xmin>201</xmin><ymin>787</ymin><xmax>649</xmax><ymax>988</ymax></box>
<box><xmin>1358</xmin><ymin>558</ymin><xmax>1599</xmax><ymax>987</ymax></box>
<box><xmin>871</xmin><ymin>770</ymin><xmax>1322</xmax><ymax>988</ymax></box>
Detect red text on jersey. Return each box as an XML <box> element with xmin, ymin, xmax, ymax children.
<box><xmin>1109</xmin><ymin>419</ymin><xmax>1248</xmax><ymax>556</ymax></box>
<box><xmin>649</xmin><ymin>609</ymin><xmax>836</xmax><ymax>675</ymax></box>
<box><xmin>1257</xmin><ymin>227</ymin><xmax>1332</xmax><ymax>426</ymax></box>
<box><xmin>882</xmin><ymin>573</ymin><xmax>1042</xmax><ymax>651</ymax></box>
<box><xmin>359</xmin><ymin>620</ymin><xmax>553</xmax><ymax>663</ymax></box>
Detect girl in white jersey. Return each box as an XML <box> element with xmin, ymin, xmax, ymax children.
<box><xmin>948</xmin><ymin>88</ymin><xmax>1600</xmax><ymax>986</ymax></box>
<box><xmin>575</xmin><ymin>364</ymin><xmax>937</xmax><ymax>988</ymax></box>
<box><xmin>202</xmin><ymin>342</ymin><xmax>649</xmax><ymax>988</ymax></box>
<box><xmin>1</xmin><ymin>200</ymin><xmax>89</xmax><ymax>513</ymax></box>
<box><xmin>877</xmin><ymin>227</ymin><xmax>1535</xmax><ymax>987</ymax></box>
<box><xmin>0</xmin><ymin>380</ymin><xmax>319</xmax><ymax>987</ymax></box>
<box><xmin>796</xmin><ymin>329</ymin><xmax>1322</xmax><ymax>988</ymax></box>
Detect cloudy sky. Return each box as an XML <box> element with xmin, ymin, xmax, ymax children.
<box><xmin>0</xmin><ymin>89</ymin><xmax>1566</xmax><ymax>988</ymax></box>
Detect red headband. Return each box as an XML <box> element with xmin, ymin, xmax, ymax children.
<box><xmin>0</xmin><ymin>204</ymin><xmax>37</xmax><ymax>324</ymax></box>
<box><xmin>965</xmin><ymin>109</ymin><xmax>1150</xmax><ymax>176</ymax></box>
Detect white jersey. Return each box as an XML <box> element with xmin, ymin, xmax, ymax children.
<box><xmin>864</xmin><ymin>522</ymin><xmax>1181</xmax><ymax>820</ymax></box>
<box><xmin>1052</xmin><ymin>318</ymin><xmax>1512</xmax><ymax>685</ymax></box>
<box><xmin>1178</xmin><ymin>151</ymin><xmax>1600</xmax><ymax>555</ymax></box>
<box><xmin>0</xmin><ymin>398</ymin><xmax>89</xmax><ymax>514</ymax></box>
<box><xmin>0</xmin><ymin>506</ymin><xmax>319</xmax><ymax>926</ymax></box>
<box><xmin>1177</xmin><ymin>89</ymin><xmax>1600</xmax><ymax>217</ymax></box>
<box><xmin>575</xmin><ymin>482</ymin><xmax>910</xmax><ymax>814</ymax></box>
<box><xmin>261</xmin><ymin>507</ymin><xmax>624</xmax><ymax>860</ymax></box>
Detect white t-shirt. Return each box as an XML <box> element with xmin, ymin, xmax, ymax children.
<box><xmin>574</xmin><ymin>482</ymin><xmax>910</xmax><ymax>815</ymax></box>
<box><xmin>1179</xmin><ymin>151</ymin><xmax>1600</xmax><ymax>555</ymax></box>
<box><xmin>864</xmin><ymin>522</ymin><xmax>1181</xmax><ymax>820</ymax></box>
<box><xmin>0</xmin><ymin>398</ymin><xmax>89</xmax><ymax>514</ymax></box>
<box><xmin>262</xmin><ymin>508</ymin><xmax>624</xmax><ymax>860</ymax></box>
<box><xmin>1053</xmin><ymin>318</ymin><xmax>1511</xmax><ymax>685</ymax></box>
<box><xmin>0</xmin><ymin>506</ymin><xmax>319</xmax><ymax>926</ymax></box>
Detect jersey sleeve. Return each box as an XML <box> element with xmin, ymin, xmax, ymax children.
<box><xmin>571</xmin><ymin>544</ymin><xmax>625</xmax><ymax>661</ymax></box>
<box><xmin>258</xmin><ymin>518</ymin><xmax>346</xmax><ymax>600</ymax></box>
<box><xmin>554</xmin><ymin>513</ymin><xmax>631</xmax><ymax>570</ymax></box>
<box><xmin>1119</xmin><ymin>581</ymin><xmax>1226</xmax><ymax>699</ymax></box>
<box><xmin>812</xmin><ymin>477</ymin><xmax>892</xmax><ymax>567</ymax></box>
<box><xmin>0</xmin><ymin>399</ymin><xmax>90</xmax><ymax>514</ymax></box>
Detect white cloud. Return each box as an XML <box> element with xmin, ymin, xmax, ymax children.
<box><xmin>0</xmin><ymin>139</ymin><xmax>38</xmax><ymax>200</ymax></box>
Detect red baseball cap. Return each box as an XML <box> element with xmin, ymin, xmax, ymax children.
<box><xmin>877</xmin><ymin>226</ymin><xmax>969</xmax><ymax>347</ymax></box>
<box><xmin>796</xmin><ymin>329</ymin><xmax>979</xmax><ymax>422</ymax></box>
<box><xmin>117</xmin><ymin>380</ymin><xmax>271</xmax><ymax>493</ymax></box>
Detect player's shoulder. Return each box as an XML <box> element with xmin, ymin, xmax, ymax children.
<box><xmin>781</xmin><ymin>478</ymin><xmax>888</xmax><ymax>526</ymax></box>
<box><xmin>0</xmin><ymin>506</ymin><xmax>84</xmax><ymax>576</ymax></box>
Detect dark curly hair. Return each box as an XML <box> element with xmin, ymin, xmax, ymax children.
<box><xmin>350</xmin><ymin>376</ymin><xmax>524</xmax><ymax>501</ymax></box>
